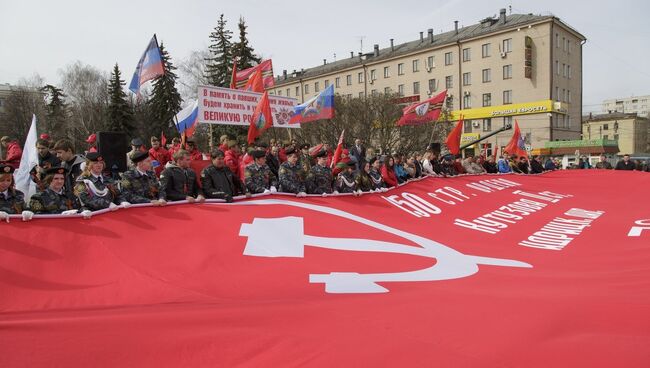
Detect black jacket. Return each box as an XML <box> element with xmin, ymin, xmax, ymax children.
<box><xmin>201</xmin><ymin>164</ymin><xmax>245</xmax><ymax>201</ymax></box>
<box><xmin>159</xmin><ymin>164</ymin><xmax>202</xmax><ymax>201</ymax></box>
<box><xmin>530</xmin><ymin>160</ymin><xmax>544</xmax><ymax>174</ymax></box>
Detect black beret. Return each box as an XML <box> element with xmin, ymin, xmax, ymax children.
<box><xmin>347</xmin><ymin>161</ymin><xmax>356</xmax><ymax>167</ymax></box>
<box><xmin>285</xmin><ymin>147</ymin><xmax>297</xmax><ymax>155</ymax></box>
<box><xmin>131</xmin><ymin>151</ymin><xmax>149</xmax><ymax>164</ymax></box>
<box><xmin>300</xmin><ymin>143</ymin><xmax>310</xmax><ymax>150</ymax></box>
<box><xmin>251</xmin><ymin>150</ymin><xmax>266</xmax><ymax>159</ymax></box>
<box><xmin>85</xmin><ymin>152</ymin><xmax>104</xmax><ymax>162</ymax></box>
<box><xmin>45</xmin><ymin>166</ymin><xmax>68</xmax><ymax>175</ymax></box>
<box><xmin>0</xmin><ymin>164</ymin><xmax>14</xmax><ymax>174</ymax></box>
<box><xmin>315</xmin><ymin>150</ymin><xmax>328</xmax><ymax>158</ymax></box>
<box><xmin>131</xmin><ymin>138</ymin><xmax>144</xmax><ymax>146</ymax></box>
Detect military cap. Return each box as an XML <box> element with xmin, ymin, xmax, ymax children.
<box><xmin>131</xmin><ymin>151</ymin><xmax>149</xmax><ymax>164</ymax></box>
<box><xmin>251</xmin><ymin>150</ymin><xmax>267</xmax><ymax>159</ymax></box>
<box><xmin>131</xmin><ymin>138</ymin><xmax>144</xmax><ymax>146</ymax></box>
<box><xmin>0</xmin><ymin>164</ymin><xmax>14</xmax><ymax>174</ymax></box>
<box><xmin>315</xmin><ymin>150</ymin><xmax>328</xmax><ymax>158</ymax></box>
<box><xmin>45</xmin><ymin>166</ymin><xmax>68</xmax><ymax>175</ymax></box>
<box><xmin>85</xmin><ymin>152</ymin><xmax>104</xmax><ymax>162</ymax></box>
<box><xmin>300</xmin><ymin>143</ymin><xmax>310</xmax><ymax>150</ymax></box>
<box><xmin>347</xmin><ymin>161</ymin><xmax>357</xmax><ymax>167</ymax></box>
<box><xmin>285</xmin><ymin>147</ymin><xmax>297</xmax><ymax>156</ymax></box>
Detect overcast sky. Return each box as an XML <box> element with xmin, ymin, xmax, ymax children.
<box><xmin>1</xmin><ymin>0</ymin><xmax>648</xmax><ymax>113</ymax></box>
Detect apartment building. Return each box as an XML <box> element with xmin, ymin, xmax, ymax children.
<box><xmin>602</xmin><ymin>95</ymin><xmax>650</xmax><ymax>118</ymax></box>
<box><xmin>582</xmin><ymin>112</ymin><xmax>649</xmax><ymax>155</ymax></box>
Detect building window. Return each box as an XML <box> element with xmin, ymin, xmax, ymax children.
<box><xmin>286</xmin><ymin>88</ymin><xmax>290</xmax><ymax>96</ymax></box>
<box><xmin>346</xmin><ymin>94</ymin><xmax>352</xmax><ymax>100</ymax></box>
<box><xmin>346</xmin><ymin>75</ymin><xmax>352</xmax><ymax>85</ymax></box>
<box><xmin>370</xmin><ymin>69</ymin><xmax>376</xmax><ymax>81</ymax></box>
<box><xmin>398</xmin><ymin>84</ymin><xmax>404</xmax><ymax>96</ymax></box>
<box><xmin>555</xmin><ymin>87</ymin><xmax>560</xmax><ymax>102</ymax></box>
<box><xmin>567</xmin><ymin>40</ymin><xmax>571</xmax><ymax>54</ymax></box>
<box><xmin>567</xmin><ymin>65</ymin><xmax>571</xmax><ymax>79</ymax></box>
<box><xmin>482</xmin><ymin>93</ymin><xmax>491</xmax><ymax>107</ymax></box>
<box><xmin>503</xmin><ymin>64</ymin><xmax>512</xmax><ymax>79</ymax></box>
<box><xmin>413</xmin><ymin>81</ymin><xmax>420</xmax><ymax>95</ymax></box>
<box><xmin>446</xmin><ymin>96</ymin><xmax>453</xmax><ymax>109</ymax></box>
<box><xmin>482</xmin><ymin>43</ymin><xmax>490</xmax><ymax>58</ymax></box>
<box><xmin>335</xmin><ymin>77</ymin><xmax>340</xmax><ymax>88</ymax></box>
<box><xmin>464</xmin><ymin>120</ymin><xmax>473</xmax><ymax>133</ymax></box>
<box><xmin>482</xmin><ymin>119</ymin><xmax>492</xmax><ymax>132</ymax></box>
<box><xmin>503</xmin><ymin>116</ymin><xmax>513</xmax><ymax>128</ymax></box>
<box><xmin>567</xmin><ymin>90</ymin><xmax>572</xmax><ymax>103</ymax></box>
<box><xmin>503</xmin><ymin>90</ymin><xmax>512</xmax><ymax>104</ymax></box>
<box><xmin>562</xmin><ymin>63</ymin><xmax>566</xmax><ymax>77</ymax></box>
<box><xmin>462</xmin><ymin>72</ymin><xmax>471</xmax><ymax>86</ymax></box>
<box><xmin>371</xmin><ymin>89</ymin><xmax>378</xmax><ymax>96</ymax></box>
<box><xmin>482</xmin><ymin>68</ymin><xmax>491</xmax><ymax>83</ymax></box>
<box><xmin>556</xmin><ymin>61</ymin><xmax>560</xmax><ymax>75</ymax></box>
<box><xmin>304</xmin><ymin>84</ymin><xmax>310</xmax><ymax>94</ymax></box>
<box><xmin>502</xmin><ymin>38</ymin><xmax>512</xmax><ymax>53</ymax></box>
<box><xmin>384</xmin><ymin>66</ymin><xmax>390</xmax><ymax>78</ymax></box>
<box><xmin>324</xmin><ymin>80</ymin><xmax>329</xmax><ymax>88</ymax></box>
<box><xmin>445</xmin><ymin>75</ymin><xmax>453</xmax><ymax>89</ymax></box>
<box><xmin>555</xmin><ymin>33</ymin><xmax>559</xmax><ymax>47</ymax></box>
<box><xmin>562</xmin><ymin>88</ymin><xmax>566</xmax><ymax>102</ymax></box>
<box><xmin>427</xmin><ymin>56</ymin><xmax>435</xmax><ymax>69</ymax></box>
<box><xmin>603</xmin><ymin>134</ymin><xmax>608</xmax><ymax>140</ymax></box>
<box><xmin>444</xmin><ymin>52</ymin><xmax>453</xmax><ymax>65</ymax></box>
<box><xmin>463</xmin><ymin>94</ymin><xmax>471</xmax><ymax>108</ymax></box>
<box><xmin>398</xmin><ymin>63</ymin><xmax>404</xmax><ymax>75</ymax></box>
<box><xmin>462</xmin><ymin>48</ymin><xmax>471</xmax><ymax>62</ymax></box>
<box><xmin>277</xmin><ymin>90</ymin><xmax>281</xmax><ymax>96</ymax></box>
<box><xmin>358</xmin><ymin>72</ymin><xmax>364</xmax><ymax>83</ymax></box>
<box><xmin>614</xmin><ymin>134</ymin><xmax>619</xmax><ymax>141</ymax></box>
<box><xmin>562</xmin><ymin>37</ymin><xmax>566</xmax><ymax>51</ymax></box>
<box><xmin>428</xmin><ymin>79</ymin><xmax>436</xmax><ymax>92</ymax></box>
<box><xmin>603</xmin><ymin>124</ymin><xmax>609</xmax><ymax>130</ymax></box>
<box><xmin>315</xmin><ymin>82</ymin><xmax>320</xmax><ymax>92</ymax></box>
<box><xmin>412</xmin><ymin>59</ymin><xmax>419</xmax><ymax>72</ymax></box>
<box><xmin>359</xmin><ymin>92</ymin><xmax>365</xmax><ymax>98</ymax></box>
<box><xmin>384</xmin><ymin>87</ymin><xmax>391</xmax><ymax>94</ymax></box>
<box><xmin>295</xmin><ymin>86</ymin><xmax>300</xmax><ymax>96</ymax></box>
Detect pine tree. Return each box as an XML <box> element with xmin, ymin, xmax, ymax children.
<box><xmin>148</xmin><ymin>43</ymin><xmax>183</xmax><ymax>138</ymax></box>
<box><xmin>205</xmin><ymin>14</ymin><xmax>233</xmax><ymax>87</ymax></box>
<box><xmin>106</xmin><ymin>63</ymin><xmax>135</xmax><ymax>136</ymax></box>
<box><xmin>41</xmin><ymin>84</ymin><xmax>68</xmax><ymax>135</ymax></box>
<box><xmin>232</xmin><ymin>17</ymin><xmax>261</xmax><ymax>69</ymax></box>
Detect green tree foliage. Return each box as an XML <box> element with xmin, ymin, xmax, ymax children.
<box><xmin>147</xmin><ymin>43</ymin><xmax>183</xmax><ymax>139</ymax></box>
<box><xmin>205</xmin><ymin>14</ymin><xmax>233</xmax><ymax>88</ymax></box>
<box><xmin>232</xmin><ymin>17</ymin><xmax>261</xmax><ymax>69</ymax></box>
<box><xmin>106</xmin><ymin>63</ymin><xmax>135</xmax><ymax>136</ymax></box>
<box><xmin>41</xmin><ymin>84</ymin><xmax>67</xmax><ymax>135</ymax></box>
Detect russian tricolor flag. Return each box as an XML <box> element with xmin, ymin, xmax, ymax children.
<box><xmin>175</xmin><ymin>100</ymin><xmax>199</xmax><ymax>137</ymax></box>
<box><xmin>129</xmin><ymin>35</ymin><xmax>165</xmax><ymax>95</ymax></box>
<box><xmin>289</xmin><ymin>84</ymin><xmax>335</xmax><ymax>124</ymax></box>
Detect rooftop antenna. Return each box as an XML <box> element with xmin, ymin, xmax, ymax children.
<box><xmin>357</xmin><ymin>36</ymin><xmax>366</xmax><ymax>53</ymax></box>
<box><xmin>333</xmin><ymin>52</ymin><xmax>337</xmax><ymax>62</ymax></box>
<box><xmin>509</xmin><ymin>5</ymin><xmax>512</xmax><ymax>14</ymax></box>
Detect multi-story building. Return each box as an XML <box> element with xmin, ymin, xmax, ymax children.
<box><xmin>270</xmin><ymin>9</ymin><xmax>585</xmax><ymax>155</ymax></box>
<box><xmin>582</xmin><ymin>112</ymin><xmax>649</xmax><ymax>155</ymax></box>
<box><xmin>602</xmin><ymin>95</ymin><xmax>650</xmax><ymax>118</ymax></box>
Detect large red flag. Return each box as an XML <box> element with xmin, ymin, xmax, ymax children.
<box><xmin>1</xmin><ymin>171</ymin><xmax>649</xmax><ymax>367</ymax></box>
<box><xmin>160</xmin><ymin>131</ymin><xmax>167</xmax><ymax>148</ymax></box>
<box><xmin>444</xmin><ymin>114</ymin><xmax>464</xmax><ymax>155</ymax></box>
<box><xmin>229</xmin><ymin>57</ymin><xmax>238</xmax><ymax>89</ymax></box>
<box><xmin>247</xmin><ymin>91</ymin><xmax>273</xmax><ymax>144</ymax></box>
<box><xmin>234</xmin><ymin>59</ymin><xmax>274</xmax><ymax>89</ymax></box>
<box><xmin>243</xmin><ymin>68</ymin><xmax>264</xmax><ymax>93</ymax></box>
<box><xmin>330</xmin><ymin>129</ymin><xmax>345</xmax><ymax>168</ymax></box>
<box><xmin>396</xmin><ymin>90</ymin><xmax>447</xmax><ymax>126</ymax></box>
<box><xmin>504</xmin><ymin>120</ymin><xmax>528</xmax><ymax>158</ymax></box>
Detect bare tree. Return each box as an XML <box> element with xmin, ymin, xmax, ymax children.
<box><xmin>177</xmin><ymin>49</ymin><xmax>210</xmax><ymax>101</ymax></box>
<box><xmin>0</xmin><ymin>74</ymin><xmax>46</xmax><ymax>143</ymax></box>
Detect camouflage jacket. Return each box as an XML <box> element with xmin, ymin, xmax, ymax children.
<box><xmin>29</xmin><ymin>187</ymin><xmax>80</xmax><ymax>214</ymax></box>
<box><xmin>278</xmin><ymin>161</ymin><xmax>306</xmax><ymax>194</ymax></box>
<box><xmin>120</xmin><ymin>169</ymin><xmax>161</xmax><ymax>204</ymax></box>
<box><xmin>74</xmin><ymin>174</ymin><xmax>122</xmax><ymax>211</ymax></box>
<box><xmin>306</xmin><ymin>164</ymin><xmax>333</xmax><ymax>194</ymax></box>
<box><xmin>369</xmin><ymin>169</ymin><xmax>385</xmax><ymax>189</ymax></box>
<box><xmin>244</xmin><ymin>162</ymin><xmax>278</xmax><ymax>194</ymax></box>
<box><xmin>335</xmin><ymin>171</ymin><xmax>357</xmax><ymax>193</ymax></box>
<box><xmin>0</xmin><ymin>189</ymin><xmax>25</xmax><ymax>214</ymax></box>
<box><xmin>299</xmin><ymin>153</ymin><xmax>312</xmax><ymax>174</ymax></box>
<box><xmin>159</xmin><ymin>164</ymin><xmax>202</xmax><ymax>201</ymax></box>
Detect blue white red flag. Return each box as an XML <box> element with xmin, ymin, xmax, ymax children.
<box><xmin>289</xmin><ymin>84</ymin><xmax>335</xmax><ymax>124</ymax></box>
<box><xmin>128</xmin><ymin>35</ymin><xmax>165</xmax><ymax>95</ymax></box>
<box><xmin>175</xmin><ymin>100</ymin><xmax>199</xmax><ymax>137</ymax></box>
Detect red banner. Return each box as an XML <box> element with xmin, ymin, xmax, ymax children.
<box><xmin>1</xmin><ymin>170</ymin><xmax>649</xmax><ymax>367</ymax></box>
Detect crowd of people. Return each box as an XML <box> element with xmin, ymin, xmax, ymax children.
<box><xmin>0</xmin><ymin>132</ymin><xmax>648</xmax><ymax>221</ymax></box>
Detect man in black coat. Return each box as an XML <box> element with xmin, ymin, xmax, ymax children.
<box><xmin>530</xmin><ymin>156</ymin><xmax>545</xmax><ymax>174</ymax></box>
<box><xmin>349</xmin><ymin>138</ymin><xmax>366</xmax><ymax>170</ymax></box>
<box><xmin>615</xmin><ymin>154</ymin><xmax>636</xmax><ymax>170</ymax></box>
<box><xmin>201</xmin><ymin>150</ymin><xmax>248</xmax><ymax>202</ymax></box>
<box><xmin>159</xmin><ymin>150</ymin><xmax>205</xmax><ymax>202</ymax></box>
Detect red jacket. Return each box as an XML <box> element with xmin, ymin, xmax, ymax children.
<box><xmin>381</xmin><ymin>165</ymin><xmax>398</xmax><ymax>188</ymax></box>
<box><xmin>188</xmin><ymin>149</ymin><xmax>203</xmax><ymax>161</ymax></box>
<box><xmin>224</xmin><ymin>149</ymin><xmax>242</xmax><ymax>178</ymax></box>
<box><xmin>2</xmin><ymin>142</ymin><xmax>22</xmax><ymax>169</ymax></box>
<box><xmin>239</xmin><ymin>153</ymin><xmax>254</xmax><ymax>181</ymax></box>
<box><xmin>149</xmin><ymin>147</ymin><xmax>171</xmax><ymax>176</ymax></box>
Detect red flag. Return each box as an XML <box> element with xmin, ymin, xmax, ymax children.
<box><xmin>234</xmin><ymin>59</ymin><xmax>274</xmax><ymax>89</ymax></box>
<box><xmin>330</xmin><ymin>129</ymin><xmax>345</xmax><ymax>168</ymax></box>
<box><xmin>444</xmin><ymin>115</ymin><xmax>464</xmax><ymax>155</ymax></box>
<box><xmin>247</xmin><ymin>91</ymin><xmax>273</xmax><ymax>144</ymax></box>
<box><xmin>504</xmin><ymin>120</ymin><xmax>528</xmax><ymax>158</ymax></box>
<box><xmin>244</xmin><ymin>69</ymin><xmax>264</xmax><ymax>93</ymax></box>
<box><xmin>493</xmin><ymin>139</ymin><xmax>499</xmax><ymax>160</ymax></box>
<box><xmin>396</xmin><ymin>90</ymin><xmax>447</xmax><ymax>126</ymax></box>
<box><xmin>229</xmin><ymin>58</ymin><xmax>238</xmax><ymax>89</ymax></box>
<box><xmin>160</xmin><ymin>131</ymin><xmax>167</xmax><ymax>147</ymax></box>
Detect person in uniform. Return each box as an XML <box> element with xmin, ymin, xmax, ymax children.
<box><xmin>298</xmin><ymin>143</ymin><xmax>312</xmax><ymax>174</ymax></box>
<box><xmin>0</xmin><ymin>164</ymin><xmax>27</xmax><ymax>221</ymax></box>
<box><xmin>335</xmin><ymin>161</ymin><xmax>358</xmax><ymax>194</ymax></box>
<box><xmin>244</xmin><ymin>150</ymin><xmax>278</xmax><ymax>194</ymax></box>
<box><xmin>306</xmin><ymin>150</ymin><xmax>333</xmax><ymax>195</ymax></box>
<box><xmin>127</xmin><ymin>138</ymin><xmax>146</xmax><ymax>170</ymax></box>
<box><xmin>368</xmin><ymin>157</ymin><xmax>385</xmax><ymax>190</ymax></box>
<box><xmin>120</xmin><ymin>151</ymin><xmax>166</xmax><ymax>205</ymax></box>
<box><xmin>278</xmin><ymin>147</ymin><xmax>307</xmax><ymax>196</ymax></box>
<box><xmin>159</xmin><ymin>149</ymin><xmax>205</xmax><ymax>202</ymax></box>
<box><xmin>201</xmin><ymin>149</ymin><xmax>248</xmax><ymax>202</ymax></box>
<box><xmin>29</xmin><ymin>167</ymin><xmax>80</xmax><ymax>214</ymax></box>
<box><xmin>74</xmin><ymin>152</ymin><xmax>128</xmax><ymax>211</ymax></box>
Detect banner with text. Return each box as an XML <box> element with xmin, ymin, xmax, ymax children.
<box><xmin>198</xmin><ymin>85</ymin><xmax>300</xmax><ymax>128</ymax></box>
<box><xmin>1</xmin><ymin>170</ymin><xmax>649</xmax><ymax>367</ymax></box>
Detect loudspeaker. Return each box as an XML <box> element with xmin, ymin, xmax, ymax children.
<box><xmin>97</xmin><ymin>131</ymin><xmax>128</xmax><ymax>173</ymax></box>
<box><xmin>428</xmin><ymin>143</ymin><xmax>441</xmax><ymax>154</ymax></box>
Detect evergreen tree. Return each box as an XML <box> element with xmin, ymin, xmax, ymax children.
<box><xmin>148</xmin><ymin>43</ymin><xmax>183</xmax><ymax>138</ymax></box>
<box><xmin>106</xmin><ymin>63</ymin><xmax>135</xmax><ymax>136</ymax></box>
<box><xmin>232</xmin><ymin>17</ymin><xmax>261</xmax><ymax>69</ymax></box>
<box><xmin>205</xmin><ymin>14</ymin><xmax>233</xmax><ymax>87</ymax></box>
<box><xmin>40</xmin><ymin>84</ymin><xmax>68</xmax><ymax>135</ymax></box>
